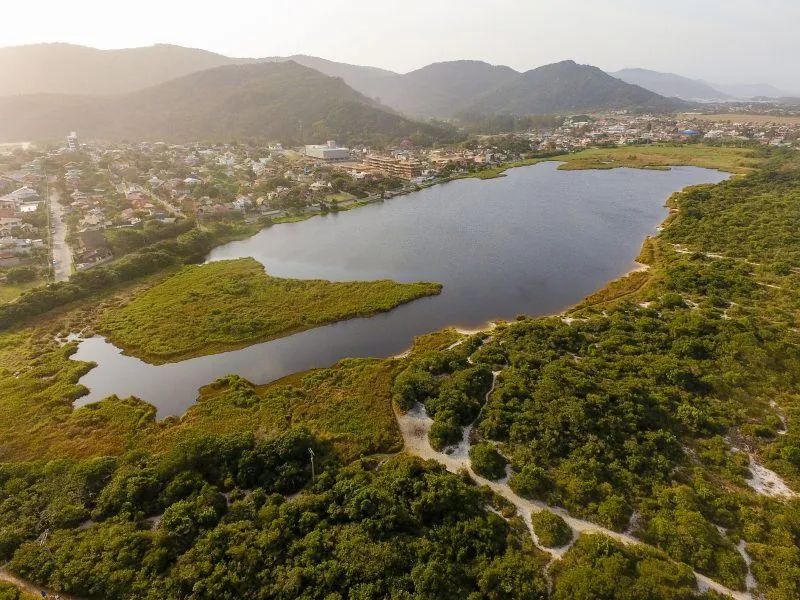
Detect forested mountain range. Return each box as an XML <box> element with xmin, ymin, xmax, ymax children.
<box><xmin>0</xmin><ymin>43</ymin><xmax>686</xmax><ymax>129</ymax></box>
<box><xmin>0</xmin><ymin>61</ymin><xmax>455</xmax><ymax>144</ymax></box>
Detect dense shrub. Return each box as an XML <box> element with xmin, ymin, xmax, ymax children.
<box><xmin>530</xmin><ymin>510</ymin><xmax>572</xmax><ymax>548</ymax></box>
<box><xmin>469</xmin><ymin>442</ymin><xmax>508</xmax><ymax>480</ymax></box>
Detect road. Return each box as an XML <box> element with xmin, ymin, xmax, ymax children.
<box><xmin>49</xmin><ymin>182</ymin><xmax>73</xmax><ymax>282</ymax></box>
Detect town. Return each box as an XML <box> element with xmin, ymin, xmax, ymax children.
<box><xmin>1</xmin><ymin>110</ymin><xmax>799</xmax><ymax>299</ymax></box>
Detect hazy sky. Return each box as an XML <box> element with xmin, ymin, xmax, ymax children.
<box><xmin>4</xmin><ymin>0</ymin><xmax>799</xmax><ymax>91</ymax></box>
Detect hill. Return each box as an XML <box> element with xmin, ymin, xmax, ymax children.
<box><xmin>710</xmin><ymin>81</ymin><xmax>792</xmax><ymax>99</ymax></box>
<box><xmin>374</xmin><ymin>61</ymin><xmax>520</xmax><ymax>117</ymax></box>
<box><xmin>264</xmin><ymin>54</ymin><xmax>398</xmax><ymax>100</ymax></box>
<box><xmin>0</xmin><ymin>43</ymin><xmax>252</xmax><ymax>96</ymax></box>
<box><xmin>609</xmin><ymin>68</ymin><xmax>731</xmax><ymax>102</ymax></box>
<box><xmin>463</xmin><ymin>60</ymin><xmax>686</xmax><ymax>116</ymax></box>
<box><xmin>0</xmin><ymin>61</ymin><xmax>455</xmax><ymax>144</ymax></box>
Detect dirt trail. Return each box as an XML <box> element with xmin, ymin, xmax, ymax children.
<box><xmin>396</xmin><ymin>385</ymin><xmax>752</xmax><ymax>600</ymax></box>
<box><xmin>0</xmin><ymin>567</ymin><xmax>82</xmax><ymax>599</ymax></box>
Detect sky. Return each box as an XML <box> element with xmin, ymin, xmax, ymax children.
<box><xmin>3</xmin><ymin>0</ymin><xmax>799</xmax><ymax>92</ymax></box>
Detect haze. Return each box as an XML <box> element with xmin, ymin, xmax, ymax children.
<box><xmin>3</xmin><ymin>0</ymin><xmax>799</xmax><ymax>92</ymax></box>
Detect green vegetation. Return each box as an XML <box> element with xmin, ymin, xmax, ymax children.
<box><xmin>0</xmin><ymin>279</ymin><xmax>41</xmax><ymax>304</ymax></box>
<box><xmin>99</xmin><ymin>258</ymin><xmax>441</xmax><ymax>362</ymax></box>
<box><xmin>552</xmin><ymin>534</ymin><xmax>701</xmax><ymax>599</ymax></box>
<box><xmin>554</xmin><ymin>144</ymin><xmax>766</xmax><ymax>174</ymax></box>
<box><xmin>154</xmin><ymin>358</ymin><xmax>404</xmax><ymax>463</ymax></box>
<box><xmin>0</xmin><ymin>448</ymin><xmax>552</xmax><ymax>600</ymax></box>
<box><xmin>0</xmin><ymin>313</ymin><xmax>403</xmax><ymax>463</ymax></box>
<box><xmin>0</xmin><ymin>221</ymin><xmax>262</xmax><ymax>330</ymax></box>
<box><xmin>466</xmin><ymin>144</ymin><xmax>766</xmax><ymax>182</ymax></box>
<box><xmin>2</xmin><ymin>144</ymin><xmax>800</xmax><ymax>598</ymax></box>
<box><xmin>0</xmin><ymin>582</ymin><xmax>38</xmax><ymax>600</ymax></box>
<box><xmin>469</xmin><ymin>442</ymin><xmax>509</xmax><ymax>480</ymax></box>
<box><xmin>530</xmin><ymin>511</ymin><xmax>573</xmax><ymax>548</ymax></box>
<box><xmin>392</xmin><ymin>148</ymin><xmax>800</xmax><ymax>595</ymax></box>
<box><xmin>0</xmin><ymin>61</ymin><xmax>461</xmax><ymax>145</ymax></box>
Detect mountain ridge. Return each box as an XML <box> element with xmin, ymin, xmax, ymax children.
<box><xmin>609</xmin><ymin>68</ymin><xmax>732</xmax><ymax>102</ymax></box>
<box><xmin>0</xmin><ymin>61</ymin><xmax>454</xmax><ymax>144</ymax></box>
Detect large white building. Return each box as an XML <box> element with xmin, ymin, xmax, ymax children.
<box><xmin>304</xmin><ymin>140</ymin><xmax>350</xmax><ymax>161</ymax></box>
<box><xmin>67</xmin><ymin>131</ymin><xmax>78</xmax><ymax>152</ymax></box>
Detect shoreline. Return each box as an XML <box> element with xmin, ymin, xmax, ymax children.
<box><xmin>68</xmin><ymin>156</ymin><xmax>733</xmax><ymax>416</ymax></box>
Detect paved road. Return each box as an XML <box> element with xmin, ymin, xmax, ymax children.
<box><xmin>49</xmin><ymin>183</ymin><xmax>73</xmax><ymax>282</ymax></box>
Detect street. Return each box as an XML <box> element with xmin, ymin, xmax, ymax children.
<box><xmin>49</xmin><ymin>181</ymin><xmax>73</xmax><ymax>282</ymax></box>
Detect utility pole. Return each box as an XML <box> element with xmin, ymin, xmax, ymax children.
<box><xmin>308</xmin><ymin>448</ymin><xmax>315</xmax><ymax>483</ymax></box>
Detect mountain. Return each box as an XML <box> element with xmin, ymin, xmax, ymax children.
<box><xmin>709</xmin><ymin>82</ymin><xmax>792</xmax><ymax>99</ymax></box>
<box><xmin>0</xmin><ymin>61</ymin><xmax>454</xmax><ymax>144</ymax></box>
<box><xmin>462</xmin><ymin>60</ymin><xmax>686</xmax><ymax>116</ymax></box>
<box><xmin>282</xmin><ymin>58</ymin><xmax>682</xmax><ymax>118</ymax></box>
<box><xmin>609</xmin><ymin>68</ymin><xmax>731</xmax><ymax>102</ymax></box>
<box><xmin>373</xmin><ymin>61</ymin><xmax>520</xmax><ymax>118</ymax></box>
<box><xmin>0</xmin><ymin>44</ymin><xmax>688</xmax><ymax>129</ymax></box>
<box><xmin>0</xmin><ymin>43</ymin><xmax>253</xmax><ymax>96</ymax></box>
<box><xmin>263</xmin><ymin>54</ymin><xmax>398</xmax><ymax>100</ymax></box>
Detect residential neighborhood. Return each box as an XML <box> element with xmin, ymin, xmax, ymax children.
<box><xmin>1</xmin><ymin>109</ymin><xmax>798</xmax><ymax>297</ymax></box>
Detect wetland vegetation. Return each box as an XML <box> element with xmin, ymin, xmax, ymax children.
<box><xmin>1</xmin><ymin>145</ymin><xmax>799</xmax><ymax>599</ymax></box>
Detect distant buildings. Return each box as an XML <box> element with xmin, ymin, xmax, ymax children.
<box><xmin>67</xmin><ymin>131</ymin><xmax>79</xmax><ymax>152</ymax></box>
<box><xmin>304</xmin><ymin>141</ymin><xmax>351</xmax><ymax>161</ymax></box>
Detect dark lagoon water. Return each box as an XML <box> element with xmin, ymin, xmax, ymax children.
<box><xmin>72</xmin><ymin>162</ymin><xmax>728</xmax><ymax>416</ymax></box>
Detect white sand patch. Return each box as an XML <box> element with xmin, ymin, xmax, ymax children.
<box><xmin>446</xmin><ymin>338</ymin><xmax>466</xmax><ymax>351</ymax></box>
<box><xmin>736</xmin><ymin>540</ymin><xmax>757</xmax><ymax>592</ymax></box>
<box><xmin>746</xmin><ymin>455</ymin><xmax>797</xmax><ymax>498</ymax></box>
<box><xmin>454</xmin><ymin>322</ymin><xmax>497</xmax><ymax>336</ymax></box>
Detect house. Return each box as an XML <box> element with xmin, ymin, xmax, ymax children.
<box><xmin>232</xmin><ymin>196</ymin><xmax>253</xmax><ymax>211</ymax></box>
<box><xmin>7</xmin><ymin>186</ymin><xmax>39</xmax><ymax>203</ymax></box>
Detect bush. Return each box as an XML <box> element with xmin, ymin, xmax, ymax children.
<box><xmin>509</xmin><ymin>464</ymin><xmax>551</xmax><ymax>500</ymax></box>
<box><xmin>5</xmin><ymin>266</ymin><xmax>36</xmax><ymax>284</ymax></box>
<box><xmin>530</xmin><ymin>510</ymin><xmax>572</xmax><ymax>548</ymax></box>
<box><xmin>469</xmin><ymin>443</ymin><xmax>508</xmax><ymax>480</ymax></box>
<box><xmin>429</xmin><ymin>411</ymin><xmax>463</xmax><ymax>450</ymax></box>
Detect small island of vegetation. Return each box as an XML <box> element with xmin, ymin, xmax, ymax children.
<box><xmin>99</xmin><ymin>258</ymin><xmax>442</xmax><ymax>362</ymax></box>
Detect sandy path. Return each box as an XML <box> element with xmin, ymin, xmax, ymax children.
<box><xmin>396</xmin><ymin>389</ymin><xmax>752</xmax><ymax>599</ymax></box>
<box><xmin>0</xmin><ymin>566</ymin><xmax>82</xmax><ymax>599</ymax></box>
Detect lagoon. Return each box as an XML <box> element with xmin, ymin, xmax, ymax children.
<box><xmin>73</xmin><ymin>162</ymin><xmax>728</xmax><ymax>416</ymax></box>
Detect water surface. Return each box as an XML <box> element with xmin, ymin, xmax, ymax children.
<box><xmin>73</xmin><ymin>162</ymin><xmax>728</xmax><ymax>416</ymax></box>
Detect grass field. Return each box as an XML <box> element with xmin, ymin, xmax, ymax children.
<box><xmin>150</xmin><ymin>357</ymin><xmax>404</xmax><ymax>461</ymax></box>
<box><xmin>469</xmin><ymin>144</ymin><xmax>767</xmax><ymax>180</ymax></box>
<box><xmin>99</xmin><ymin>258</ymin><xmax>441</xmax><ymax>363</ymax></box>
<box><xmin>554</xmin><ymin>144</ymin><xmax>765</xmax><ymax>174</ymax></box>
<box><xmin>0</xmin><ymin>317</ymin><xmax>403</xmax><ymax>463</ymax></box>
<box><xmin>0</xmin><ymin>278</ymin><xmax>43</xmax><ymax>304</ymax></box>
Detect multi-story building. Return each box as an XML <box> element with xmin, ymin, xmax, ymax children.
<box><xmin>67</xmin><ymin>131</ymin><xmax>79</xmax><ymax>152</ymax></box>
<box><xmin>364</xmin><ymin>154</ymin><xmax>423</xmax><ymax>180</ymax></box>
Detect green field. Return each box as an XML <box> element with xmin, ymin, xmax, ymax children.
<box><xmin>99</xmin><ymin>258</ymin><xmax>441</xmax><ymax>363</ymax></box>
<box><xmin>471</xmin><ymin>144</ymin><xmax>767</xmax><ymax>180</ymax></box>
<box><xmin>555</xmin><ymin>144</ymin><xmax>765</xmax><ymax>174</ymax></box>
<box><xmin>0</xmin><ymin>278</ymin><xmax>43</xmax><ymax>304</ymax></box>
<box><xmin>0</xmin><ymin>324</ymin><xmax>403</xmax><ymax>463</ymax></box>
